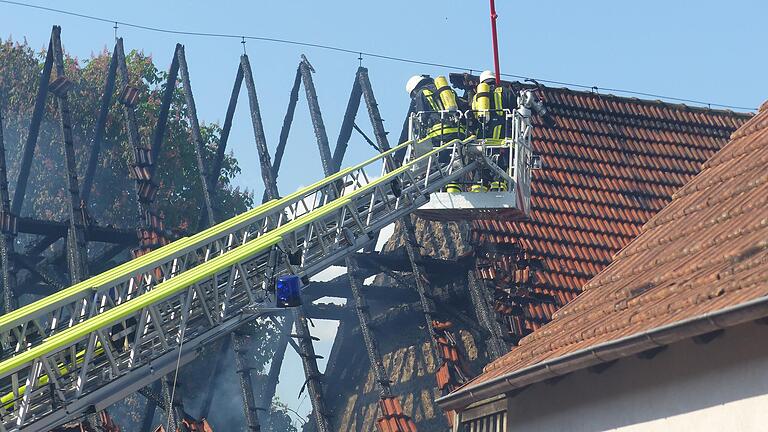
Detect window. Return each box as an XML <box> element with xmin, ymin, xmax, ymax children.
<box><xmin>457</xmin><ymin>396</ymin><xmax>508</xmax><ymax>432</ymax></box>
<box><xmin>460</xmin><ymin>410</ymin><xmax>507</xmax><ymax>432</ymax></box>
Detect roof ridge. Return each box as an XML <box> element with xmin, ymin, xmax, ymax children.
<box><xmin>449</xmin><ymin>73</ymin><xmax>757</xmax><ymax>118</ymax></box>
<box><xmin>731</xmin><ymin>104</ymin><xmax>768</xmax><ymax>139</ymax></box>
<box><xmin>539</xmin><ymin>85</ymin><xmax>756</xmax><ymax>118</ymax></box>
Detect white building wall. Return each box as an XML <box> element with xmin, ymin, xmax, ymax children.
<box><xmin>504</xmin><ymin>321</ymin><xmax>768</xmax><ymax>432</ymax></box>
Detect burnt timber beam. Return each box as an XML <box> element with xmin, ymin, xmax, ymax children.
<box><xmin>24</xmin><ymin>235</ymin><xmax>60</xmax><ymax>257</ymax></box>
<box><xmin>115</xmin><ymin>37</ymin><xmax>152</xmax><ymax>218</ymax></box>
<box><xmin>232</xmin><ymin>52</ymin><xmax>297</xmax><ymax>432</ymax></box>
<box><xmin>347</xmin><ymin>259</ymin><xmax>393</xmax><ymax>396</ymax></box>
<box><xmin>303</xmin><ymin>277</ymin><xmax>353</xmax><ymax>299</ymax></box>
<box><xmin>199</xmin><ymin>338</ymin><xmax>231</xmax><ymax>419</ymax></box>
<box><xmin>11</xmin><ymin>34</ymin><xmax>54</xmax><ymax>215</ymax></box>
<box><xmin>320</xmin><ymin>306</ymin><xmax>349</xmax><ymax>399</ymax></box>
<box><xmin>332</xmin><ymin>68</ymin><xmax>363</xmax><ymax>171</ymax></box>
<box><xmin>303</xmin><ymin>302</ymin><xmax>354</xmax><ymax>322</ymax></box>
<box><xmin>308</xmin><ymin>63</ymin><xmax>414</xmax><ymax>427</ymax></box>
<box><xmin>196</xmin><ymin>62</ymin><xmax>243</xmax><ymax>229</ymax></box>
<box><xmin>140</xmin><ymin>382</ymin><xmax>162</xmax><ymax>432</ymax></box>
<box><xmin>161</xmin><ymin>375</ymin><xmax>181</xmax><ymax>432</ymax></box>
<box><xmin>352</xmin><ymin>250</ymin><xmax>473</xmax><ymax>276</ymax></box>
<box><xmin>336</xmin><ymin>283</ymin><xmax>474</xmax><ymax>339</ymax></box>
<box><xmin>231</xmin><ymin>328</ymin><xmax>263</xmax><ymax>431</ymax></box>
<box><xmin>291</xmin><ymin>306</ymin><xmax>331</xmax><ymax>432</ymax></box>
<box><xmin>14</xmin><ymin>245</ymin><xmax>126</xmax><ymax>297</ymax></box>
<box><xmin>210</xmin><ymin>64</ymin><xmax>243</xmax><ymax>190</ymax></box>
<box><xmin>14</xmin><ymin>218</ymin><xmax>135</xmax><ymax>244</ymax></box>
<box><xmin>88</xmin><ymin>243</ymin><xmax>129</xmax><ymax>274</ymax></box>
<box><xmin>12</xmin><ymin>254</ymin><xmax>67</xmax><ymax>292</ymax></box>
<box><xmin>274</xmin><ymin>68</ymin><xmax>302</xmax><ymax>180</ymax></box>
<box><xmin>14</xmin><ymin>243</ymin><xmax>126</xmax><ymax>299</ymax></box>
<box><xmin>260</xmin><ymin>315</ymin><xmax>293</xmax><ymax>431</ymax></box>
<box><xmin>394</xmin><ymin>98</ymin><xmax>416</xmax><ymax>165</ymax></box>
<box><xmin>51</xmin><ymin>25</ymin><xmax>90</xmax><ymax>283</ymax></box>
<box><xmin>402</xmin><ymin>217</ymin><xmax>440</xmax><ymax>351</ymax></box>
<box><xmin>149</xmin><ymin>45</ymin><xmax>180</xmax><ymax>178</ymax></box>
<box><xmin>352</xmin><ymin>123</ymin><xmax>380</xmax><ymax>151</ymax></box>
<box><xmin>81</xmin><ymin>44</ymin><xmax>118</xmax><ymax>204</ymax></box>
<box><xmin>299</xmin><ymin>56</ymin><xmax>334</xmax><ymax>178</ymax></box>
<box><xmin>242</xmin><ymin>54</ymin><xmax>278</xmax><ymax>201</ymax></box>
<box><xmin>358</xmin><ymin>67</ymin><xmax>391</xmax><ymax>153</ymax></box>
<box><xmin>467</xmin><ymin>268</ymin><xmax>507</xmax><ymax>360</ymax></box>
<box><xmin>296</xmin><ymin>55</ymin><xmax>337</xmax><ymax>432</ymax></box>
<box><xmin>303</xmin><ymin>278</ymin><xmax>419</xmax><ymax>303</ymax></box>
<box><xmin>177</xmin><ymin>46</ymin><xmax>216</xmax><ymax>230</ymax></box>
<box><xmin>0</xmin><ymin>108</ymin><xmax>17</xmax><ymax>313</ymax></box>
<box><xmin>341</xmin><ymin>301</ymin><xmax>423</xmax><ymax>338</ymax></box>
<box><xmin>262</xmin><ymin>67</ymin><xmax>302</xmax><ymax>204</ymax></box>
<box><xmin>266</xmin><ymin>315</ymin><xmax>302</xmax><ymax>355</ymax></box>
<box><xmin>135</xmin><ymin>44</ymin><xmax>186</xmax><ymax>432</ymax></box>
<box><xmin>16</xmin><ymin>282</ymin><xmax>63</xmax><ymax>298</ymax></box>
<box><xmin>255</xmin><ymin>67</ymin><xmax>301</xmax><ymax>431</ymax></box>
<box><xmin>356</xmin><ymin>67</ymin><xmax>399</xmax><ymax>182</ymax></box>
<box><xmin>138</xmin><ymin>385</ymin><xmax>166</xmax><ymax>412</ymax></box>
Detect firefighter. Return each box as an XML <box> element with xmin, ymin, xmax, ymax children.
<box><xmin>406</xmin><ymin>74</ymin><xmax>465</xmax><ymax>144</ymax></box>
<box><xmin>406</xmin><ymin>75</ymin><xmax>465</xmax><ymax>191</ymax></box>
<box><xmin>471</xmin><ymin>70</ymin><xmax>516</xmax><ymax>191</ymax></box>
<box><xmin>471</xmin><ymin>70</ymin><xmax>515</xmax><ymax>141</ymax></box>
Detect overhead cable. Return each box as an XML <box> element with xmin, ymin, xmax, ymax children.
<box><xmin>0</xmin><ymin>0</ymin><xmax>758</xmax><ymax>111</ymax></box>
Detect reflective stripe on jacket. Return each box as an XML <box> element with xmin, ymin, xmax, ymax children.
<box><xmin>472</xmin><ymin>84</ymin><xmax>511</xmax><ymax>140</ymax></box>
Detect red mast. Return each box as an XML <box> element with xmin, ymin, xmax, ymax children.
<box><xmin>489</xmin><ymin>0</ymin><xmax>502</xmax><ymax>85</ymax></box>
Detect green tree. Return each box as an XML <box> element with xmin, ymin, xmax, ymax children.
<box><xmin>0</xmin><ymin>37</ymin><xmax>252</xmax><ymax>232</ymax></box>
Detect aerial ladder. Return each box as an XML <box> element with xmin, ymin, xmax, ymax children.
<box><xmin>0</xmin><ymin>89</ymin><xmax>542</xmax><ymax>431</ymax></box>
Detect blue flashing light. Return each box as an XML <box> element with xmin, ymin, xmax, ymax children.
<box><xmin>276</xmin><ymin>274</ymin><xmax>302</xmax><ymax>308</ymax></box>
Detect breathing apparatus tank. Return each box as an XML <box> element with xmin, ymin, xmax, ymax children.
<box><xmin>434</xmin><ymin>75</ymin><xmax>458</xmax><ymax>111</ymax></box>
<box><xmin>473</xmin><ymin>81</ymin><xmax>491</xmax><ymax>122</ymax></box>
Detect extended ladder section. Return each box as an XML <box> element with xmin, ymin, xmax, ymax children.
<box><xmin>0</xmin><ymin>134</ymin><xmax>533</xmax><ymax>431</ymax></box>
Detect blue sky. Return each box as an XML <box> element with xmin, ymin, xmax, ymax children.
<box><xmin>2</xmin><ymin>0</ymin><xmax>767</xmax><ymax>427</ymax></box>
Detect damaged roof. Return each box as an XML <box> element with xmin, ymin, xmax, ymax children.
<box><xmin>439</xmin><ymin>98</ymin><xmax>768</xmax><ymax>410</ymax></box>
<box><xmin>451</xmin><ymin>74</ymin><xmax>754</xmax><ymax>336</ymax></box>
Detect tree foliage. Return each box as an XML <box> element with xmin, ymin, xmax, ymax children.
<box><xmin>0</xmin><ymin>37</ymin><xmax>252</xmax><ymax>231</ymax></box>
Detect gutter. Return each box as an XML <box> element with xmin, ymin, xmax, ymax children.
<box><xmin>437</xmin><ymin>293</ymin><xmax>768</xmax><ymax>411</ymax></box>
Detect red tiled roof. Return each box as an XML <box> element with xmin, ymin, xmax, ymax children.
<box><xmin>447</xmin><ymin>98</ymin><xmax>768</xmax><ymax>403</ymax></box>
<box><xmin>466</xmin><ymin>80</ymin><xmax>752</xmax><ymax>338</ymax></box>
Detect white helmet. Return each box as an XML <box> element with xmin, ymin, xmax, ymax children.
<box><xmin>480</xmin><ymin>70</ymin><xmax>495</xmax><ymax>83</ymax></box>
<box><xmin>405</xmin><ymin>75</ymin><xmax>429</xmax><ymax>95</ymax></box>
